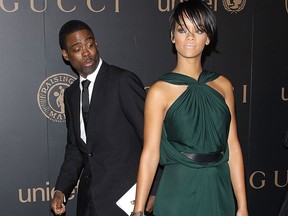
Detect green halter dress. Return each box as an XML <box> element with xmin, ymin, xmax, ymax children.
<box><xmin>153</xmin><ymin>70</ymin><xmax>235</xmax><ymax>216</ymax></box>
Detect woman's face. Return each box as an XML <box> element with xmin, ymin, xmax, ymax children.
<box><xmin>172</xmin><ymin>15</ymin><xmax>210</xmax><ymax>60</ymax></box>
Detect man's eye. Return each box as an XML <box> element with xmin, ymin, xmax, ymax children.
<box><xmin>74</xmin><ymin>48</ymin><xmax>81</xmax><ymax>52</ymax></box>
<box><xmin>87</xmin><ymin>44</ymin><xmax>94</xmax><ymax>48</ymax></box>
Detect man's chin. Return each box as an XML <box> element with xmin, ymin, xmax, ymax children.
<box><xmin>82</xmin><ymin>67</ymin><xmax>96</xmax><ymax>76</ymax></box>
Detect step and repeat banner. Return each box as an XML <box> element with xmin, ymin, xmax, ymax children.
<box><xmin>0</xmin><ymin>0</ymin><xmax>287</xmax><ymax>215</ymax></box>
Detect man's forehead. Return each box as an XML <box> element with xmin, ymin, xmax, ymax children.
<box><xmin>66</xmin><ymin>30</ymin><xmax>94</xmax><ymax>46</ymax></box>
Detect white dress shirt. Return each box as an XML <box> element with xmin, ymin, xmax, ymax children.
<box><xmin>79</xmin><ymin>58</ymin><xmax>102</xmax><ymax>143</ymax></box>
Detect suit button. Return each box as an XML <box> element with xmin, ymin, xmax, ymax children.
<box><xmin>88</xmin><ymin>153</ymin><xmax>93</xmax><ymax>157</ymax></box>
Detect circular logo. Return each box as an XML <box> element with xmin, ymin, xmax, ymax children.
<box><xmin>37</xmin><ymin>73</ymin><xmax>76</xmax><ymax>122</ymax></box>
<box><xmin>222</xmin><ymin>0</ymin><xmax>246</xmax><ymax>13</ymax></box>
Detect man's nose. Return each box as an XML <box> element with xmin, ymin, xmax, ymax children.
<box><xmin>82</xmin><ymin>47</ymin><xmax>90</xmax><ymax>58</ymax></box>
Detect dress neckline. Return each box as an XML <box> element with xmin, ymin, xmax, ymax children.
<box><xmin>168</xmin><ymin>70</ymin><xmax>207</xmax><ymax>83</ymax></box>
<box><xmin>171</xmin><ymin>70</ymin><xmax>204</xmax><ymax>80</ymax></box>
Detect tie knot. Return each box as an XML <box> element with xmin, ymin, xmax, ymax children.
<box><xmin>82</xmin><ymin>80</ymin><xmax>91</xmax><ymax>89</ymax></box>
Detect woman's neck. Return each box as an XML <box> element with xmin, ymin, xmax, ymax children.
<box><xmin>172</xmin><ymin>57</ymin><xmax>203</xmax><ymax>80</ymax></box>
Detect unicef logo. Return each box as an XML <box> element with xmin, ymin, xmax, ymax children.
<box><xmin>37</xmin><ymin>73</ymin><xmax>76</xmax><ymax>122</ymax></box>
<box><xmin>222</xmin><ymin>0</ymin><xmax>246</xmax><ymax>13</ymax></box>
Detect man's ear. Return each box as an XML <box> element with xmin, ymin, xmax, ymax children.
<box><xmin>61</xmin><ymin>49</ymin><xmax>69</xmax><ymax>61</ymax></box>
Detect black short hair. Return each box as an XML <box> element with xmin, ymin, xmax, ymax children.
<box><xmin>169</xmin><ymin>0</ymin><xmax>217</xmax><ymax>43</ymax></box>
<box><xmin>59</xmin><ymin>20</ymin><xmax>94</xmax><ymax>49</ymax></box>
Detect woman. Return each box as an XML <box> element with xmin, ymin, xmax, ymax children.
<box><xmin>131</xmin><ymin>0</ymin><xmax>248</xmax><ymax>215</ymax></box>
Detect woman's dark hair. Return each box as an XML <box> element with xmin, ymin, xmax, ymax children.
<box><xmin>169</xmin><ymin>0</ymin><xmax>217</xmax><ymax>43</ymax></box>
<box><xmin>59</xmin><ymin>20</ymin><xmax>94</xmax><ymax>49</ymax></box>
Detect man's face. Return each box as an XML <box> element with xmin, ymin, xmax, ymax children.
<box><xmin>61</xmin><ymin>29</ymin><xmax>99</xmax><ymax>78</ymax></box>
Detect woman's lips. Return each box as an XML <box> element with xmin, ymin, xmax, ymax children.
<box><xmin>184</xmin><ymin>44</ymin><xmax>196</xmax><ymax>49</ymax></box>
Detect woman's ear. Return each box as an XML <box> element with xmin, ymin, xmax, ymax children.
<box><xmin>205</xmin><ymin>38</ymin><xmax>210</xmax><ymax>46</ymax></box>
<box><xmin>171</xmin><ymin>32</ymin><xmax>175</xmax><ymax>43</ymax></box>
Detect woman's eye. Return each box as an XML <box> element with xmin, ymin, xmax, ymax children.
<box><xmin>178</xmin><ymin>28</ymin><xmax>186</xmax><ymax>33</ymax></box>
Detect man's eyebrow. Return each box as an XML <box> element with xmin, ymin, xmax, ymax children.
<box><xmin>71</xmin><ymin>36</ymin><xmax>94</xmax><ymax>47</ymax></box>
<box><xmin>84</xmin><ymin>36</ymin><xmax>94</xmax><ymax>41</ymax></box>
<box><xmin>71</xmin><ymin>42</ymin><xmax>81</xmax><ymax>48</ymax></box>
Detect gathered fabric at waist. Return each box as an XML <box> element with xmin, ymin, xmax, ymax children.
<box><xmin>181</xmin><ymin>151</ymin><xmax>224</xmax><ymax>164</ymax></box>
<box><xmin>160</xmin><ymin>136</ymin><xmax>228</xmax><ymax>169</ymax></box>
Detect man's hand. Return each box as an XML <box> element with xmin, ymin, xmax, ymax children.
<box><xmin>145</xmin><ymin>195</ymin><xmax>156</xmax><ymax>213</ymax></box>
<box><xmin>51</xmin><ymin>191</ymin><xmax>66</xmax><ymax>215</ymax></box>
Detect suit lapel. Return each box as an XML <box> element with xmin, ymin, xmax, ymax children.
<box><xmin>86</xmin><ymin>62</ymin><xmax>109</xmax><ymax>136</ymax></box>
<box><xmin>90</xmin><ymin>61</ymin><xmax>109</xmax><ymax>107</ymax></box>
<box><xmin>68</xmin><ymin>78</ymin><xmax>82</xmax><ymax>144</ymax></box>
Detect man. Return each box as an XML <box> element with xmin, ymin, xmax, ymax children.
<box><xmin>51</xmin><ymin>20</ymin><xmax>159</xmax><ymax>216</ymax></box>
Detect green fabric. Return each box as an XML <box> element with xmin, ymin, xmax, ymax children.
<box><xmin>154</xmin><ymin>70</ymin><xmax>235</xmax><ymax>216</ymax></box>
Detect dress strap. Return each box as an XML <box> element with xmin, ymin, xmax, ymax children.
<box><xmin>198</xmin><ymin>70</ymin><xmax>220</xmax><ymax>83</ymax></box>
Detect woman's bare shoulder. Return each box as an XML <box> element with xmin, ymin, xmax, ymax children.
<box><xmin>216</xmin><ymin>75</ymin><xmax>233</xmax><ymax>88</ymax></box>
<box><xmin>208</xmin><ymin>74</ymin><xmax>234</xmax><ymax>99</ymax></box>
<box><xmin>147</xmin><ymin>80</ymin><xmax>173</xmax><ymax>97</ymax></box>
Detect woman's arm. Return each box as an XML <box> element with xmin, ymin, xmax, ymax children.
<box><xmin>223</xmin><ymin>78</ymin><xmax>249</xmax><ymax>216</ymax></box>
<box><xmin>133</xmin><ymin>83</ymin><xmax>166</xmax><ymax>212</ymax></box>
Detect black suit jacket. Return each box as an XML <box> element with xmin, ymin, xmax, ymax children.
<box><xmin>55</xmin><ymin>61</ymin><xmax>150</xmax><ymax>216</ymax></box>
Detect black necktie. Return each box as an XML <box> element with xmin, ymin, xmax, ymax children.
<box><xmin>81</xmin><ymin>80</ymin><xmax>91</xmax><ymax>131</ymax></box>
